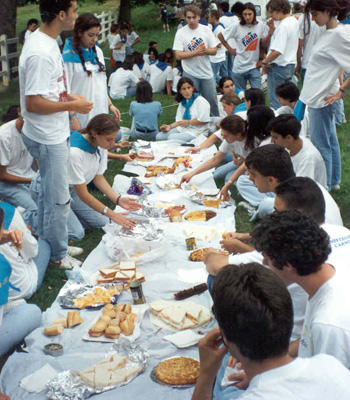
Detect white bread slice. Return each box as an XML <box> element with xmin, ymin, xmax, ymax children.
<box><xmin>135</xmin><ymin>271</ymin><xmax>145</xmax><ymax>283</ymax></box>
<box><xmin>114</xmin><ymin>270</ymin><xmax>135</xmax><ymax>281</ymax></box>
<box><xmin>161</xmin><ymin>306</ymin><xmax>186</xmax><ymax>326</ymax></box>
<box><xmin>99</xmin><ymin>267</ymin><xmax>118</xmax><ymax>278</ymax></box>
<box><xmin>110</xmin><ymin>366</ymin><xmax>142</xmax><ymax>386</ymax></box>
<box><xmin>181</xmin><ymin>317</ymin><xmax>197</xmax><ymax>330</ymax></box>
<box><xmin>119</xmin><ymin>261</ymin><xmax>136</xmax><ymax>271</ymax></box>
<box><xmin>198</xmin><ymin>309</ymin><xmax>212</xmax><ymax>326</ymax></box>
<box><xmin>150</xmin><ymin>300</ymin><xmax>171</xmax><ymax>315</ymax></box>
<box><xmin>80</xmin><ymin>371</ymin><xmax>95</xmax><ymax>387</ymax></box>
<box><xmin>96</xmin><ymin>274</ymin><xmax>116</xmax><ymax>284</ymax></box>
<box><xmin>111</xmin><ymin>354</ymin><xmax>128</xmax><ymax>367</ymax></box>
<box><xmin>94</xmin><ymin>364</ymin><xmax>112</xmax><ymax>389</ymax></box>
<box><xmin>185</xmin><ymin>303</ymin><xmax>203</xmax><ymax>323</ymax></box>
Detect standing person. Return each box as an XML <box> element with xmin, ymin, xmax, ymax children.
<box><xmin>63</xmin><ymin>13</ymin><xmax>120</xmax><ymax>130</ymax></box>
<box><xmin>19</xmin><ymin>0</ymin><xmax>93</xmax><ymax>269</ymax></box>
<box><xmin>159</xmin><ymin>3</ymin><xmax>170</xmax><ymax>32</ymax></box>
<box><xmin>107</xmin><ymin>23</ymin><xmax>119</xmax><ymax>73</ymax></box>
<box><xmin>173</xmin><ymin>5</ymin><xmax>220</xmax><ymax>116</ymax></box>
<box><xmin>125</xmin><ymin>21</ymin><xmax>141</xmax><ymax>56</ymax></box>
<box><xmin>110</xmin><ymin>23</ymin><xmax>129</xmax><ymax>64</ymax></box>
<box><xmin>299</xmin><ymin>0</ymin><xmax>350</xmax><ymax>191</ymax></box>
<box><xmin>20</xmin><ymin>18</ymin><xmax>39</xmax><ymax>44</ymax></box>
<box><xmin>208</xmin><ymin>10</ymin><xmax>228</xmax><ymax>83</ymax></box>
<box><xmin>219</xmin><ymin>2</ymin><xmax>269</xmax><ymax>90</ymax></box>
<box><xmin>262</xmin><ymin>0</ymin><xmax>299</xmax><ymax>110</ymax></box>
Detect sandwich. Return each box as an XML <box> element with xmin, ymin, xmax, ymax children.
<box><xmin>160</xmin><ymin>306</ymin><xmax>186</xmax><ymax>330</ymax></box>
<box><xmin>150</xmin><ymin>300</ymin><xmax>171</xmax><ymax>316</ymax></box>
<box><xmin>67</xmin><ymin>311</ymin><xmax>83</xmax><ymax>328</ymax></box>
<box><xmin>52</xmin><ymin>318</ymin><xmax>67</xmax><ymax>329</ymax></box>
<box><xmin>89</xmin><ymin>321</ymin><xmax>108</xmax><ymax>337</ymax></box>
<box><xmin>99</xmin><ymin>266</ymin><xmax>119</xmax><ymax>279</ymax></box>
<box><xmin>169</xmin><ymin>209</ymin><xmax>182</xmax><ymax>222</ymax></box>
<box><xmin>44</xmin><ymin>324</ymin><xmax>64</xmax><ymax>336</ymax></box>
<box><xmin>119</xmin><ymin>261</ymin><xmax>136</xmax><ymax>271</ymax></box>
<box><xmin>104</xmin><ymin>325</ymin><xmax>121</xmax><ymax>339</ymax></box>
<box><xmin>109</xmin><ymin>366</ymin><xmax>142</xmax><ymax>386</ymax></box>
<box><xmin>80</xmin><ymin>370</ymin><xmax>95</xmax><ymax>387</ymax></box>
<box><xmin>184</xmin><ymin>301</ymin><xmax>203</xmax><ymax>324</ymax></box>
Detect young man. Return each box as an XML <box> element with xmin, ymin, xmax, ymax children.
<box><xmin>24</xmin><ymin>18</ymin><xmax>39</xmax><ymax>43</ymax></box>
<box><xmin>262</xmin><ymin>0</ymin><xmax>299</xmax><ymax>109</ymax></box>
<box><xmin>252</xmin><ymin>211</ymin><xmax>350</xmax><ymax>369</ymax></box>
<box><xmin>268</xmin><ymin>114</ymin><xmax>327</xmax><ymax>188</ymax></box>
<box><xmin>274</xmin><ymin>81</ymin><xmax>300</xmax><ymax>116</ymax></box>
<box><xmin>173</xmin><ymin>5</ymin><xmax>220</xmax><ymax>116</ymax></box>
<box><xmin>19</xmin><ymin>0</ymin><xmax>93</xmax><ymax>268</ymax></box>
<box><xmin>208</xmin><ymin>10</ymin><xmax>228</xmax><ymax>83</ymax></box>
<box><xmin>192</xmin><ymin>262</ymin><xmax>350</xmax><ymax>400</ymax></box>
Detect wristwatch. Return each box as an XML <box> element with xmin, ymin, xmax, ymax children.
<box><xmin>102</xmin><ymin>206</ymin><xmax>108</xmax><ymax>215</ymax></box>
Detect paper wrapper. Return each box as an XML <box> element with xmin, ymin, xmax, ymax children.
<box><xmin>155</xmin><ymin>173</ymin><xmax>181</xmax><ymax>190</ymax></box>
<box><xmin>46</xmin><ymin>339</ymin><xmax>148</xmax><ymax>400</ymax></box>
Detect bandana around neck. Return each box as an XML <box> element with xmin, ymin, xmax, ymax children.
<box><xmin>182</xmin><ymin>93</ymin><xmax>199</xmax><ymax>120</ymax></box>
<box><xmin>70</xmin><ymin>130</ymin><xmax>101</xmax><ymax>161</ymax></box>
<box><xmin>63</xmin><ymin>37</ymin><xmax>99</xmax><ymax>65</ymax></box>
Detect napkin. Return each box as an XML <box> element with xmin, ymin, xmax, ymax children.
<box><xmin>20</xmin><ymin>363</ymin><xmax>58</xmax><ymax>393</ymax></box>
<box><xmin>221</xmin><ymin>364</ymin><xmax>242</xmax><ymax>387</ymax></box>
<box><xmin>183</xmin><ymin>225</ymin><xmax>224</xmax><ymax>242</ymax></box>
<box><xmin>163</xmin><ymin>330</ymin><xmax>203</xmax><ymax>348</ymax></box>
<box><xmin>177</xmin><ymin>268</ymin><xmax>208</xmax><ymax>284</ymax></box>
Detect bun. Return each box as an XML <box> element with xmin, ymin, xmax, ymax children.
<box><xmin>99</xmin><ymin>315</ymin><xmax>112</xmax><ymax>324</ymax></box>
<box><xmin>120</xmin><ymin>314</ymin><xmax>135</xmax><ymax>336</ymax></box>
<box><xmin>44</xmin><ymin>325</ymin><xmax>64</xmax><ymax>336</ymax></box>
<box><xmin>102</xmin><ymin>309</ymin><xmax>116</xmax><ymax>318</ymax></box>
<box><xmin>103</xmin><ymin>303</ymin><xmax>115</xmax><ymax>311</ymax></box>
<box><xmin>52</xmin><ymin>318</ymin><xmax>67</xmax><ymax>329</ymax></box>
<box><xmin>104</xmin><ymin>325</ymin><xmax>121</xmax><ymax>339</ymax></box>
<box><xmin>89</xmin><ymin>321</ymin><xmax>107</xmax><ymax>337</ymax></box>
<box><xmin>124</xmin><ymin>304</ymin><xmax>132</xmax><ymax>314</ymax></box>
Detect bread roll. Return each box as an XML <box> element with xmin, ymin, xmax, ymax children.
<box><xmin>102</xmin><ymin>309</ymin><xmax>116</xmax><ymax>318</ymax></box>
<box><xmin>120</xmin><ymin>314</ymin><xmax>135</xmax><ymax>336</ymax></box>
<box><xmin>115</xmin><ymin>304</ymin><xmax>126</xmax><ymax>313</ymax></box>
<box><xmin>103</xmin><ymin>303</ymin><xmax>115</xmax><ymax>311</ymax></box>
<box><xmin>170</xmin><ymin>209</ymin><xmax>182</xmax><ymax>222</ymax></box>
<box><xmin>104</xmin><ymin>325</ymin><xmax>121</xmax><ymax>339</ymax></box>
<box><xmin>52</xmin><ymin>318</ymin><xmax>67</xmax><ymax>329</ymax></box>
<box><xmin>89</xmin><ymin>321</ymin><xmax>107</xmax><ymax>337</ymax></box>
<box><xmin>124</xmin><ymin>304</ymin><xmax>132</xmax><ymax>314</ymax></box>
<box><xmin>99</xmin><ymin>315</ymin><xmax>112</xmax><ymax>324</ymax></box>
<box><xmin>44</xmin><ymin>325</ymin><xmax>64</xmax><ymax>336</ymax></box>
<box><xmin>67</xmin><ymin>311</ymin><xmax>83</xmax><ymax>328</ymax></box>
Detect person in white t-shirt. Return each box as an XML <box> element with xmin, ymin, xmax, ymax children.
<box><xmin>173</xmin><ymin>5</ymin><xmax>220</xmax><ymax>116</ymax></box>
<box><xmin>274</xmin><ymin>81</ymin><xmax>299</xmax><ymax>115</ymax></box>
<box><xmin>132</xmin><ymin>52</ymin><xmax>150</xmax><ymax>81</ymax></box>
<box><xmin>192</xmin><ymin>262</ymin><xmax>350</xmax><ymax>400</ymax></box>
<box><xmin>252</xmin><ymin>210</ymin><xmax>350</xmax><ymax>371</ymax></box>
<box><xmin>23</xmin><ymin>18</ymin><xmax>38</xmax><ymax>43</ymax></box>
<box><xmin>268</xmin><ymin>114</ymin><xmax>327</xmax><ymax>188</ymax></box>
<box><xmin>156</xmin><ymin>77</ymin><xmax>210</xmax><ymax>142</ymax></box>
<box><xmin>19</xmin><ymin>0</ymin><xmax>93</xmax><ymax>269</ymax></box>
<box><xmin>208</xmin><ymin>10</ymin><xmax>228</xmax><ymax>83</ymax></box>
<box><xmin>262</xmin><ymin>0</ymin><xmax>299</xmax><ymax>110</ymax></box>
<box><xmin>125</xmin><ymin>22</ymin><xmax>140</xmax><ymax>56</ymax></box>
<box><xmin>68</xmin><ymin>114</ymin><xmax>141</xmax><ymax>237</ymax></box>
<box><xmin>63</xmin><ymin>13</ymin><xmax>120</xmax><ymax>130</ymax></box>
<box><xmin>220</xmin><ymin>3</ymin><xmax>268</xmax><ymax>90</ymax></box>
<box><xmin>299</xmin><ymin>0</ymin><xmax>350</xmax><ymax>191</ymax></box>
<box><xmin>148</xmin><ymin>53</ymin><xmax>173</xmax><ymax>95</ymax></box>
<box><xmin>108</xmin><ymin>56</ymin><xmax>140</xmax><ymax>100</ymax></box>
<box><xmin>110</xmin><ymin>23</ymin><xmax>129</xmax><ymax>63</ymax></box>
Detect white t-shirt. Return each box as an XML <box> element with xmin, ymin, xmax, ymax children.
<box><xmin>1</xmin><ymin>209</ymin><xmax>38</xmax><ymax>301</ymax></box>
<box><xmin>290</xmin><ymin>137</ymin><xmax>327</xmax><ymax>189</ymax></box>
<box><xmin>268</xmin><ymin>16</ymin><xmax>299</xmax><ymax>66</ymax></box>
<box><xmin>69</xmin><ymin>147</ymin><xmax>108</xmax><ymax>186</ymax></box>
<box><xmin>300</xmin><ymin>24</ymin><xmax>350</xmax><ymax>109</ymax></box>
<box><xmin>240</xmin><ymin>355</ymin><xmax>350</xmax><ymax>400</ymax></box>
<box><xmin>111</xmin><ymin>34</ymin><xmax>127</xmax><ymax>56</ymax></box>
<box><xmin>219</xmin><ymin>137</ymin><xmax>252</xmax><ymax>160</ymax></box>
<box><xmin>322</xmin><ymin>223</ymin><xmax>350</xmax><ymax>271</ymax></box>
<box><xmin>24</xmin><ymin>30</ymin><xmax>33</xmax><ymax>42</ymax></box>
<box><xmin>210</xmin><ymin>24</ymin><xmax>226</xmax><ymax>63</ymax></box>
<box><xmin>108</xmin><ymin>69</ymin><xmax>139</xmax><ymax>100</ymax></box>
<box><xmin>298</xmin><ymin>14</ymin><xmax>324</xmax><ymax>69</ymax></box>
<box><xmin>223</xmin><ymin>22</ymin><xmax>268</xmax><ymax>74</ymax></box>
<box><xmin>19</xmin><ymin>30</ymin><xmax>69</xmax><ymax>145</ymax></box>
<box><xmin>175</xmin><ymin>95</ymin><xmax>210</xmax><ymax>137</ymax></box>
<box><xmin>299</xmin><ymin>270</ymin><xmax>350</xmax><ymax>369</ymax></box>
<box><xmin>107</xmin><ymin>34</ymin><xmax>116</xmax><ymax>49</ymax></box>
<box><xmin>65</xmin><ymin>46</ymin><xmax>108</xmax><ymax>129</ymax></box>
<box><xmin>220</xmin><ymin>14</ymin><xmax>239</xmax><ymax>48</ymax></box>
<box><xmin>0</xmin><ymin>120</ymin><xmax>35</xmax><ymax>179</ymax></box>
<box><xmin>127</xmin><ymin>31</ymin><xmax>139</xmax><ymax>48</ymax></box>
<box><xmin>318</xmin><ymin>184</ymin><xmax>343</xmax><ymax>226</ymax></box>
<box><xmin>274</xmin><ymin>105</ymin><xmax>294</xmax><ymax>116</ymax></box>
<box><xmin>132</xmin><ymin>63</ymin><xmax>150</xmax><ymax>80</ymax></box>
<box><xmin>149</xmin><ymin>64</ymin><xmax>173</xmax><ymax>93</ymax></box>
<box><xmin>173</xmin><ymin>24</ymin><xmax>219</xmax><ymax>79</ymax></box>
<box><xmin>172</xmin><ymin>68</ymin><xmax>182</xmax><ymax>93</ymax></box>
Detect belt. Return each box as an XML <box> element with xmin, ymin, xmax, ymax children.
<box><xmin>135</xmin><ymin>127</ymin><xmax>156</xmax><ymax>133</ymax></box>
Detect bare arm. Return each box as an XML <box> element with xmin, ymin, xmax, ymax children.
<box><xmin>295</xmin><ymin>39</ymin><xmax>303</xmax><ymax>73</ymax></box>
<box><xmin>0</xmin><ymin>165</ymin><xmax>31</xmax><ymax>184</ymax></box>
<box><xmin>166</xmin><ymin>80</ymin><xmax>172</xmax><ymax>96</ymax></box>
<box><xmin>262</xmin><ymin>50</ymin><xmax>281</xmax><ymax>65</ymax></box>
<box><xmin>92</xmin><ymin>175</ymin><xmax>119</xmax><ymax>204</ymax></box>
<box><xmin>219</xmin><ymin>163</ymin><xmax>248</xmax><ymax>200</ymax></box>
<box><xmin>218</xmin><ymin>32</ymin><xmax>236</xmax><ymax>56</ymax></box>
<box><xmin>204</xmin><ymin>252</ymin><xmax>230</xmax><ymax>276</ymax></box>
<box><xmin>25</xmin><ymin>95</ymin><xmax>93</xmax><ymax>115</ymax></box>
<box><xmin>186</xmin><ymin>133</ymin><xmax>220</xmax><ymax>153</ymax></box>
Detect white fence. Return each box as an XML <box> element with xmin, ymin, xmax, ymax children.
<box><xmin>0</xmin><ymin>8</ymin><xmax>119</xmax><ymax>86</ymax></box>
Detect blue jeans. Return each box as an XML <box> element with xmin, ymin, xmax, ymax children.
<box><xmin>0</xmin><ymin>182</ymin><xmax>38</xmax><ymax>234</ymax></box>
<box><xmin>156</xmin><ymin>128</ymin><xmax>195</xmax><ymax>143</ymax></box>
<box><xmin>34</xmin><ymin>238</ymin><xmax>51</xmax><ymax>290</ymax></box>
<box><xmin>334</xmin><ymin>99</ymin><xmax>345</xmax><ymax>125</ymax></box>
<box><xmin>308</xmin><ymin>103</ymin><xmax>341</xmax><ymax>188</ymax></box>
<box><xmin>22</xmin><ymin>136</ymin><xmax>70</xmax><ymax>261</ymax></box>
<box><xmin>183</xmin><ymin>71</ymin><xmax>220</xmax><ymax>117</ymax></box>
<box><xmin>0</xmin><ymin>303</ymin><xmax>41</xmax><ymax>357</ymax></box>
<box><xmin>213</xmin><ymin>160</ymin><xmax>238</xmax><ymax>182</ymax></box>
<box><xmin>233</xmin><ymin>68</ymin><xmax>261</xmax><ymax>91</ymax></box>
<box><xmin>267</xmin><ymin>64</ymin><xmax>295</xmax><ymax>110</ymax></box>
<box><xmin>211</xmin><ymin>61</ymin><xmax>229</xmax><ymax>84</ymax></box>
<box><xmin>131</xmin><ymin>130</ymin><xmax>158</xmax><ymax>141</ymax></box>
<box><xmin>126</xmin><ymin>86</ymin><xmax>137</xmax><ymax>98</ymax></box>
<box><xmin>114</xmin><ymin>130</ymin><xmax>123</xmax><ymax>143</ymax></box>
<box><xmin>226</xmin><ymin>52</ymin><xmax>234</xmax><ymax>80</ymax></box>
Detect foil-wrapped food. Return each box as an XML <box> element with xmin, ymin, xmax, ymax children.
<box><xmin>119</xmin><ymin>219</ymin><xmax>164</xmax><ymax>241</ymax></box>
<box><xmin>182</xmin><ymin>183</ymin><xmax>233</xmax><ymax>208</ymax></box>
<box><xmin>130</xmin><ymin>193</ymin><xmax>166</xmax><ymax>218</ymax></box>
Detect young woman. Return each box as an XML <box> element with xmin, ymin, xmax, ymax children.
<box><xmin>165</xmin><ymin>48</ymin><xmax>175</xmax><ymax>67</ymax></box>
<box><xmin>218</xmin><ymin>2</ymin><xmax>269</xmax><ymax>90</ymax></box>
<box><xmin>63</xmin><ymin>13</ymin><xmax>120</xmax><ymax>130</ymax></box>
<box><xmin>125</xmin><ymin>21</ymin><xmax>141</xmax><ymax>56</ymax></box>
<box><xmin>130</xmin><ymin>81</ymin><xmax>162</xmax><ymax>140</ymax></box>
<box><xmin>156</xmin><ymin>77</ymin><xmax>210</xmax><ymax>142</ymax></box>
<box><xmin>108</xmin><ymin>56</ymin><xmax>139</xmax><ymax>100</ymax></box>
<box><xmin>147</xmin><ymin>48</ymin><xmax>159</xmax><ymax>65</ymax></box>
<box><xmin>180</xmin><ymin>115</ymin><xmax>247</xmax><ymax>185</ymax></box>
<box><xmin>132</xmin><ymin>52</ymin><xmax>150</xmax><ymax>80</ymax></box>
<box><xmin>68</xmin><ymin>114</ymin><xmax>141</xmax><ymax>238</ymax></box>
<box><xmin>299</xmin><ymin>0</ymin><xmax>350</xmax><ymax>190</ymax></box>
<box><xmin>111</xmin><ymin>23</ymin><xmax>129</xmax><ymax>63</ymax></box>
<box><xmin>217</xmin><ymin>77</ymin><xmax>245</xmax><ymax>118</ymax></box>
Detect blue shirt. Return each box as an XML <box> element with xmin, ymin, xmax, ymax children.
<box><xmin>129</xmin><ymin>101</ymin><xmax>162</xmax><ymax>132</ymax></box>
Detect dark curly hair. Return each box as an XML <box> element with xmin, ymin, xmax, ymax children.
<box><xmin>212</xmin><ymin>263</ymin><xmax>293</xmax><ymax>361</ymax></box>
<box><xmin>305</xmin><ymin>0</ymin><xmax>350</xmax><ymax>21</ymax></box>
<box><xmin>252</xmin><ymin>211</ymin><xmax>331</xmax><ymax>276</ymax></box>
<box><xmin>266</xmin><ymin>0</ymin><xmax>291</xmax><ymax>14</ymax></box>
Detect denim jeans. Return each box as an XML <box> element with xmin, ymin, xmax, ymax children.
<box><xmin>0</xmin><ymin>303</ymin><xmax>41</xmax><ymax>357</ymax></box>
<box><xmin>34</xmin><ymin>238</ymin><xmax>51</xmax><ymax>290</ymax></box>
<box><xmin>114</xmin><ymin>130</ymin><xmax>123</xmax><ymax>143</ymax></box>
<box><xmin>213</xmin><ymin>161</ymin><xmax>238</xmax><ymax>182</ymax></box>
<box><xmin>183</xmin><ymin>72</ymin><xmax>220</xmax><ymax>117</ymax></box>
<box><xmin>226</xmin><ymin>52</ymin><xmax>234</xmax><ymax>80</ymax></box>
<box><xmin>267</xmin><ymin>63</ymin><xmax>295</xmax><ymax>110</ymax></box>
<box><xmin>0</xmin><ymin>182</ymin><xmax>38</xmax><ymax>234</ymax></box>
<box><xmin>308</xmin><ymin>103</ymin><xmax>341</xmax><ymax>189</ymax></box>
<box><xmin>22</xmin><ymin>135</ymin><xmax>70</xmax><ymax>261</ymax></box>
<box><xmin>211</xmin><ymin>61</ymin><xmax>229</xmax><ymax>84</ymax></box>
<box><xmin>334</xmin><ymin>99</ymin><xmax>345</xmax><ymax>125</ymax></box>
<box><xmin>233</xmin><ymin>68</ymin><xmax>261</xmax><ymax>91</ymax></box>
<box><xmin>156</xmin><ymin>128</ymin><xmax>195</xmax><ymax>143</ymax></box>
<box><xmin>126</xmin><ymin>86</ymin><xmax>137</xmax><ymax>98</ymax></box>
<box><xmin>130</xmin><ymin>130</ymin><xmax>158</xmax><ymax>141</ymax></box>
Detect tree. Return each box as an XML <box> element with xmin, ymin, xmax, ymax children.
<box><xmin>0</xmin><ymin>0</ymin><xmax>18</xmax><ymax>39</ymax></box>
<box><xmin>118</xmin><ymin>0</ymin><xmax>151</xmax><ymax>23</ymax></box>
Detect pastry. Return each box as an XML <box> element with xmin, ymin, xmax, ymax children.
<box><xmin>174</xmin><ymin>283</ymin><xmax>208</xmax><ymax>300</ymax></box>
<box><xmin>170</xmin><ymin>209</ymin><xmax>182</xmax><ymax>222</ymax></box>
<box><xmin>44</xmin><ymin>325</ymin><xmax>64</xmax><ymax>336</ymax></box>
<box><xmin>155</xmin><ymin>357</ymin><xmax>200</xmax><ymax>385</ymax></box>
<box><xmin>189</xmin><ymin>248</ymin><xmax>229</xmax><ymax>262</ymax></box>
<box><xmin>203</xmin><ymin>199</ymin><xmax>223</xmax><ymax>208</ymax></box>
<box><xmin>67</xmin><ymin>311</ymin><xmax>83</xmax><ymax>328</ymax></box>
<box><xmin>185</xmin><ymin>210</ymin><xmax>216</xmax><ymax>221</ymax></box>
<box><xmin>145</xmin><ymin>166</ymin><xmax>174</xmax><ymax>178</ymax></box>
<box><xmin>222</xmin><ymin>233</ymin><xmax>231</xmax><ymax>239</ymax></box>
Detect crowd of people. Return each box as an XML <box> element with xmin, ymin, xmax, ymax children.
<box><xmin>1</xmin><ymin>0</ymin><xmax>350</xmax><ymax>398</ymax></box>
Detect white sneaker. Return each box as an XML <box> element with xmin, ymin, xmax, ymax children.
<box><xmin>331</xmin><ymin>184</ymin><xmax>341</xmax><ymax>191</ymax></box>
<box><xmin>67</xmin><ymin>246</ymin><xmax>84</xmax><ymax>257</ymax></box>
<box><xmin>51</xmin><ymin>254</ymin><xmax>83</xmax><ymax>270</ymax></box>
<box><xmin>238</xmin><ymin>201</ymin><xmax>256</xmax><ymax>216</ymax></box>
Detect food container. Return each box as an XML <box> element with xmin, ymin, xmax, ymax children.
<box><xmin>186</xmin><ymin>237</ymin><xmax>197</xmax><ymax>251</ymax></box>
<box><xmin>44</xmin><ymin>343</ymin><xmax>64</xmax><ymax>357</ymax></box>
<box><xmin>130</xmin><ymin>280</ymin><xmax>146</xmax><ymax>304</ymax></box>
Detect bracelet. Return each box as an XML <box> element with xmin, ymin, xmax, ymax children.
<box><xmin>116</xmin><ymin>195</ymin><xmax>121</xmax><ymax>205</ymax></box>
<box><xmin>69</xmin><ymin>113</ymin><xmax>76</xmax><ymax>118</ymax></box>
<box><xmin>228</xmin><ymin>180</ymin><xmax>233</xmax><ymax>185</ymax></box>
<box><xmin>102</xmin><ymin>206</ymin><xmax>108</xmax><ymax>215</ymax></box>
<box><xmin>339</xmin><ymin>88</ymin><xmax>346</xmax><ymax>93</ymax></box>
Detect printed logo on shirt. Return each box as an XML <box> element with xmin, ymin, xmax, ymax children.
<box><xmin>187</xmin><ymin>37</ymin><xmax>205</xmax><ymax>56</ymax></box>
<box><xmin>57</xmin><ymin>67</ymin><xmax>68</xmax><ymax>103</ymax></box>
<box><xmin>242</xmin><ymin>32</ymin><xmax>258</xmax><ymax>51</ymax></box>
<box><xmin>330</xmin><ymin>235</ymin><xmax>350</xmax><ymax>248</ymax></box>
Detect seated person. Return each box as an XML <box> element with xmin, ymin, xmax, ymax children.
<box><xmin>217</xmin><ymin>77</ymin><xmax>245</xmax><ymax>118</ymax></box>
<box><xmin>144</xmin><ymin>47</ymin><xmax>158</xmax><ymax>65</ymax></box>
<box><xmin>108</xmin><ymin>56</ymin><xmax>139</xmax><ymax>100</ymax></box>
<box><xmin>132</xmin><ymin>51</ymin><xmax>150</xmax><ymax>80</ymax></box>
<box><xmin>269</xmin><ymin>114</ymin><xmax>327</xmax><ymax>189</ymax></box>
<box><xmin>192</xmin><ymin>262</ymin><xmax>350</xmax><ymax>400</ymax></box>
<box><xmin>149</xmin><ymin>53</ymin><xmax>173</xmax><ymax>95</ymax></box>
<box><xmin>156</xmin><ymin>77</ymin><xmax>210</xmax><ymax>143</ymax></box>
<box><xmin>67</xmin><ymin>114</ymin><xmax>141</xmax><ymax>239</ymax></box>
<box><xmin>274</xmin><ymin>82</ymin><xmax>300</xmax><ymax>116</ymax></box>
<box><xmin>0</xmin><ymin>207</ymin><xmax>42</xmax><ymax>357</ymax></box>
<box><xmin>0</xmin><ymin>106</ymin><xmax>38</xmax><ymax>233</ymax></box>
<box><xmin>252</xmin><ymin>211</ymin><xmax>350</xmax><ymax>369</ymax></box>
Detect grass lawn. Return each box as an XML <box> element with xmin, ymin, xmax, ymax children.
<box><xmin>0</xmin><ymin>1</ymin><xmax>349</xmax><ymax>313</ymax></box>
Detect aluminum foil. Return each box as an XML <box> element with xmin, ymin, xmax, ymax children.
<box><xmin>57</xmin><ymin>282</ymin><xmax>123</xmax><ymax>309</ymax></box>
<box><xmin>46</xmin><ymin>339</ymin><xmax>148</xmax><ymax>400</ymax></box>
<box><xmin>130</xmin><ymin>193</ymin><xmax>166</xmax><ymax>218</ymax></box>
<box><xmin>182</xmin><ymin>183</ymin><xmax>233</xmax><ymax>208</ymax></box>
<box><xmin>156</xmin><ymin>173</ymin><xmax>181</xmax><ymax>190</ymax></box>
<box><xmin>119</xmin><ymin>219</ymin><xmax>164</xmax><ymax>241</ymax></box>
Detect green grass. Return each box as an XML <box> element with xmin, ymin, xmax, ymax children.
<box><xmin>1</xmin><ymin>2</ymin><xmax>350</xmax><ymax>313</ymax></box>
